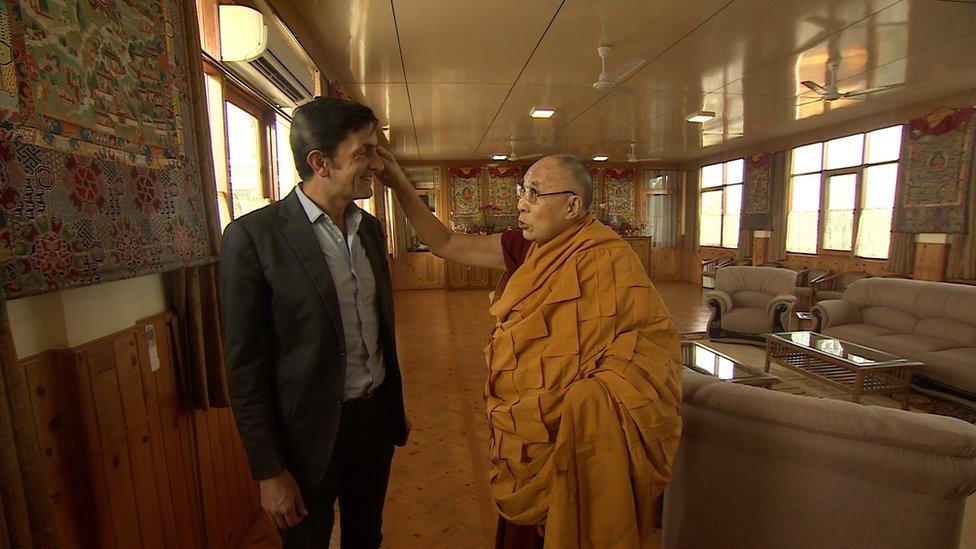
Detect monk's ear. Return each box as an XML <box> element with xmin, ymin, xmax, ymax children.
<box><xmin>567</xmin><ymin>195</ymin><xmax>583</xmax><ymax>219</ymax></box>
<box><xmin>307</xmin><ymin>150</ymin><xmax>331</xmax><ymax>178</ymax></box>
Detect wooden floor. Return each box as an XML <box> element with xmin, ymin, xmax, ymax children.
<box><xmin>238</xmin><ymin>282</ymin><xmax>707</xmax><ymax>548</ymax></box>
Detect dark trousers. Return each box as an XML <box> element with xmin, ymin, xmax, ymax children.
<box><xmin>279</xmin><ymin>394</ymin><xmax>395</xmax><ymax>549</ymax></box>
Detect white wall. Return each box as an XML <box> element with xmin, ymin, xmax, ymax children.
<box><xmin>7</xmin><ymin>274</ymin><xmax>168</xmax><ymax>358</ymax></box>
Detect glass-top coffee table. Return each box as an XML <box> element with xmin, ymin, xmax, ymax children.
<box><xmin>764</xmin><ymin>331</ymin><xmax>922</xmax><ymax>410</ymax></box>
<box><xmin>681</xmin><ymin>340</ymin><xmax>779</xmax><ymax>388</ymax></box>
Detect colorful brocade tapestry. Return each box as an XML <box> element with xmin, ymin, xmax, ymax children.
<box><xmin>602</xmin><ymin>167</ymin><xmax>635</xmax><ymax>219</ymax></box>
<box><xmin>742</xmin><ymin>152</ymin><xmax>772</xmax><ymax>230</ymax></box>
<box><xmin>0</xmin><ymin>0</ymin><xmax>212</xmax><ymax>298</ymax></box>
<box><xmin>894</xmin><ymin>107</ymin><xmax>974</xmax><ymax>233</ymax></box>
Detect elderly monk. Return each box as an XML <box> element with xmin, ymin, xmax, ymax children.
<box><xmin>378</xmin><ymin>150</ymin><xmax>682</xmax><ymax>548</ymax></box>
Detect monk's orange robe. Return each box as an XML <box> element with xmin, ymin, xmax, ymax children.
<box><xmin>484</xmin><ymin>216</ymin><xmax>682</xmax><ymax>548</ymax></box>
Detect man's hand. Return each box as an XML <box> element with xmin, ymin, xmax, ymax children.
<box><xmin>260</xmin><ymin>469</ymin><xmax>307</xmax><ymax>529</ymax></box>
<box><xmin>376</xmin><ymin>146</ymin><xmax>411</xmax><ymax>190</ymax></box>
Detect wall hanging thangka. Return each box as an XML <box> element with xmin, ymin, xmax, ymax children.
<box><xmin>894</xmin><ymin>106</ymin><xmax>974</xmax><ymax>234</ymax></box>
<box><xmin>0</xmin><ymin>0</ymin><xmax>212</xmax><ymax>298</ymax></box>
<box><xmin>742</xmin><ymin>152</ymin><xmax>772</xmax><ymax>230</ymax></box>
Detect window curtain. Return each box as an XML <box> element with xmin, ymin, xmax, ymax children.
<box><xmin>644</xmin><ymin>170</ymin><xmax>678</xmax><ymax>247</ymax></box>
<box><xmin>767</xmin><ymin>151</ymin><xmax>789</xmax><ymax>262</ymax></box>
<box><xmin>887</xmin><ymin>123</ymin><xmax>923</xmax><ymax>275</ymax></box>
<box><xmin>0</xmin><ymin>293</ymin><xmax>59</xmax><ymax>548</ymax></box>
<box><xmin>946</xmin><ymin>172</ymin><xmax>976</xmax><ymax>280</ymax></box>
<box><xmin>682</xmin><ymin>170</ymin><xmax>699</xmax><ymax>253</ymax></box>
<box><xmin>163</xmin><ymin>0</ymin><xmax>228</xmax><ymax>409</ymax></box>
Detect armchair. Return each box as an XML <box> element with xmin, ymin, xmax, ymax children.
<box><xmin>701</xmin><ymin>257</ymin><xmax>734</xmax><ymax>289</ymax></box>
<box><xmin>706</xmin><ymin>266</ymin><xmax>798</xmax><ymax>345</ymax></box>
<box><xmin>793</xmin><ymin>268</ymin><xmax>831</xmax><ymax>311</ymax></box>
<box><xmin>811</xmin><ymin>270</ymin><xmax>870</xmax><ymax>303</ymax></box>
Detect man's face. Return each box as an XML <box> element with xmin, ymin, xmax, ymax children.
<box><xmin>516</xmin><ymin>157</ymin><xmax>581</xmax><ymax>244</ymax></box>
<box><xmin>326</xmin><ymin>124</ymin><xmax>384</xmax><ymax>201</ymax></box>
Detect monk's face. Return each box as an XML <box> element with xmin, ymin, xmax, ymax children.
<box><xmin>516</xmin><ymin>157</ymin><xmax>583</xmax><ymax>244</ymax></box>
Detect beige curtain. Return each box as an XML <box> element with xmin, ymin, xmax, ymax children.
<box><xmin>683</xmin><ymin>170</ymin><xmax>699</xmax><ymax>253</ymax></box>
<box><xmin>0</xmin><ymin>294</ymin><xmax>59</xmax><ymax>548</ymax></box>
<box><xmin>946</xmin><ymin>173</ymin><xmax>976</xmax><ymax>280</ymax></box>
<box><xmin>887</xmin><ymin>129</ymin><xmax>917</xmax><ymax>275</ymax></box>
<box><xmin>737</xmin><ymin>228</ymin><xmax>753</xmax><ymax>259</ymax></box>
<box><xmin>886</xmin><ymin>233</ymin><xmax>916</xmax><ymax>275</ymax></box>
<box><xmin>163</xmin><ymin>0</ymin><xmax>228</xmax><ymax>409</ymax></box>
<box><xmin>768</xmin><ymin>151</ymin><xmax>788</xmax><ymax>262</ymax></box>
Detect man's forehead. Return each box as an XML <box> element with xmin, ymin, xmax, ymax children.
<box><xmin>524</xmin><ymin>159</ymin><xmax>562</xmax><ymax>188</ymax></box>
<box><xmin>343</xmin><ymin>125</ymin><xmax>378</xmax><ymax>149</ymax></box>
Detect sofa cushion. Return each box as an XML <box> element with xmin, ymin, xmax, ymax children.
<box><xmin>822</xmin><ymin>324</ymin><xmax>897</xmax><ymax>346</ymax></box>
<box><xmin>721</xmin><ymin>307</ymin><xmax>770</xmax><ymax>335</ymax></box>
<box><xmin>732</xmin><ymin>289</ymin><xmax>774</xmax><ymax>309</ymax></box>
<box><xmin>915</xmin><ymin>318</ymin><xmax>976</xmax><ymax>348</ymax></box>
<box><xmin>873</xmin><ymin>334</ymin><xmax>960</xmax><ymax>359</ymax></box>
<box><xmin>862</xmin><ymin>306</ymin><xmax>917</xmax><ymax>334</ymax></box>
<box><xmin>920</xmin><ymin>348</ymin><xmax>976</xmax><ymax>395</ymax></box>
<box><xmin>816</xmin><ymin>290</ymin><xmax>844</xmax><ymax>302</ymax></box>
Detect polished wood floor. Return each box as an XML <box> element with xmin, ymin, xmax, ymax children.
<box><xmin>239</xmin><ymin>282</ymin><xmax>707</xmax><ymax>548</ymax></box>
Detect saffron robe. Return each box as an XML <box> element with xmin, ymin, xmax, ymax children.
<box><xmin>484</xmin><ymin>216</ymin><xmax>682</xmax><ymax>548</ymax></box>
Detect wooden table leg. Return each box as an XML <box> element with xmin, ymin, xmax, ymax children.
<box><xmin>764</xmin><ymin>340</ymin><xmax>771</xmax><ymax>373</ymax></box>
<box><xmin>852</xmin><ymin>370</ymin><xmax>864</xmax><ymax>404</ymax></box>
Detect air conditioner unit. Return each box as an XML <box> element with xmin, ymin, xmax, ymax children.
<box><xmin>224</xmin><ymin>22</ymin><xmax>315</xmax><ymax>109</ymax></box>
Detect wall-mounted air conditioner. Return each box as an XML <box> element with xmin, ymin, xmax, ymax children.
<box><xmin>223</xmin><ymin>20</ymin><xmax>315</xmax><ymax>110</ymax></box>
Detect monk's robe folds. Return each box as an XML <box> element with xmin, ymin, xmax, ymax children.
<box><xmin>485</xmin><ymin>216</ymin><xmax>682</xmax><ymax>548</ymax></box>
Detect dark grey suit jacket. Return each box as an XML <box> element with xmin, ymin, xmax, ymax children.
<box><xmin>220</xmin><ymin>189</ymin><xmax>408</xmax><ymax>490</ymax></box>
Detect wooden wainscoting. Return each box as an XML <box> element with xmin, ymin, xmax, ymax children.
<box><xmin>391</xmin><ymin>251</ymin><xmax>446</xmax><ymax>289</ymax></box>
<box><xmin>19</xmin><ymin>312</ymin><xmax>260</xmax><ymax>548</ymax></box>
<box><xmin>447</xmin><ymin>260</ymin><xmax>504</xmax><ymax>290</ymax></box>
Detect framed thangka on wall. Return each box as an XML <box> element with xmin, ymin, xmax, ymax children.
<box><xmin>0</xmin><ymin>0</ymin><xmax>213</xmax><ymax>298</ymax></box>
<box><xmin>742</xmin><ymin>152</ymin><xmax>772</xmax><ymax>230</ymax></box>
<box><xmin>894</xmin><ymin>107</ymin><xmax>974</xmax><ymax>234</ymax></box>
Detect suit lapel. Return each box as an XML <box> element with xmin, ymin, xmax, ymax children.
<box><xmin>357</xmin><ymin>217</ymin><xmax>394</xmax><ymax>324</ymax></box>
<box><xmin>278</xmin><ymin>190</ymin><xmax>344</xmax><ymax>343</ymax></box>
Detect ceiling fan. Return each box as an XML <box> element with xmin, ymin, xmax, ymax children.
<box><xmin>592</xmin><ymin>46</ymin><xmax>646</xmax><ymax>92</ymax></box>
<box><xmin>800</xmin><ymin>57</ymin><xmax>900</xmax><ymax>104</ymax></box>
<box><xmin>627</xmin><ymin>141</ymin><xmax>656</xmax><ymax>163</ymax></box>
<box><xmin>507</xmin><ymin>138</ymin><xmax>543</xmax><ymax>162</ymax></box>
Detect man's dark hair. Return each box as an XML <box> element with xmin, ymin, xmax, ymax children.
<box><xmin>289</xmin><ymin>96</ymin><xmax>379</xmax><ymax>180</ymax></box>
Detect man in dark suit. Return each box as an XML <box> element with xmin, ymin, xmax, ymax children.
<box><xmin>220</xmin><ymin>97</ymin><xmax>409</xmax><ymax>548</ymax></box>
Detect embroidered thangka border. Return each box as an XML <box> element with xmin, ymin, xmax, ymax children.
<box><xmin>0</xmin><ymin>0</ymin><xmax>212</xmax><ymax>298</ymax></box>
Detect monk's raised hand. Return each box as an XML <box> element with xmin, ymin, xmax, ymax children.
<box><xmin>376</xmin><ymin>146</ymin><xmax>410</xmax><ymax>190</ymax></box>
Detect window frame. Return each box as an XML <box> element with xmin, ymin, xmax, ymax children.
<box><xmin>786</xmin><ymin>125</ymin><xmax>903</xmax><ymax>258</ymax></box>
<box><xmin>698</xmin><ymin>158</ymin><xmax>744</xmax><ymax>250</ymax></box>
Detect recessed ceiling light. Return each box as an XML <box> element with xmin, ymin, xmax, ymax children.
<box><xmin>492</xmin><ymin>154</ymin><xmax>508</xmax><ymax>161</ymax></box>
<box><xmin>530</xmin><ymin>107</ymin><xmax>556</xmax><ymax>119</ymax></box>
<box><xmin>592</xmin><ymin>155</ymin><xmax>609</xmax><ymax>162</ymax></box>
<box><xmin>687</xmin><ymin>111</ymin><xmax>716</xmax><ymax>123</ymax></box>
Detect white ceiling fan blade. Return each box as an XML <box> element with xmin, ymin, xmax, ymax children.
<box><xmin>801</xmin><ymin>80</ymin><xmax>828</xmax><ymax>95</ymax></box>
<box><xmin>608</xmin><ymin>57</ymin><xmax>647</xmax><ymax>82</ymax></box>
<box><xmin>796</xmin><ymin>97</ymin><xmax>824</xmax><ymax>107</ymax></box>
<box><xmin>842</xmin><ymin>84</ymin><xmax>901</xmax><ymax>98</ymax></box>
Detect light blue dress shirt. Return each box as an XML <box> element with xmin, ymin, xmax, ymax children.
<box><xmin>295</xmin><ymin>185</ymin><xmax>385</xmax><ymax>399</ymax></box>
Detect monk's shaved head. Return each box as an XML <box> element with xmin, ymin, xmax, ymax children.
<box><xmin>546</xmin><ymin>154</ymin><xmax>593</xmax><ymax>213</ymax></box>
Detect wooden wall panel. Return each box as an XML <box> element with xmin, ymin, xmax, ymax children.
<box><xmin>914</xmin><ymin>242</ymin><xmax>948</xmax><ymax>281</ymax></box>
<box><xmin>391</xmin><ymin>252</ymin><xmax>446</xmax><ymax>290</ymax></box>
<box><xmin>19</xmin><ymin>312</ymin><xmax>260</xmax><ymax>549</ymax></box>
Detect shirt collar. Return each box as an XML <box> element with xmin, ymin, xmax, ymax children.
<box><xmin>295</xmin><ymin>184</ymin><xmax>363</xmax><ymax>235</ymax></box>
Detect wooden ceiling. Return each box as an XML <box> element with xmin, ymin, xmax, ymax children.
<box><xmin>271</xmin><ymin>0</ymin><xmax>976</xmax><ymax>163</ymax></box>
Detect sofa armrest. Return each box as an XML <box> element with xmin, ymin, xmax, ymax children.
<box><xmin>768</xmin><ymin>294</ymin><xmax>796</xmax><ymax>331</ymax></box>
<box><xmin>812</xmin><ymin>299</ymin><xmax>861</xmax><ymax>331</ymax></box>
<box><xmin>705</xmin><ymin>290</ymin><xmax>733</xmax><ymax>315</ymax></box>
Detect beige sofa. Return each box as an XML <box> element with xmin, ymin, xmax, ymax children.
<box><xmin>662</xmin><ymin>373</ymin><xmax>976</xmax><ymax>548</ymax></box>
<box><xmin>706</xmin><ymin>266</ymin><xmax>797</xmax><ymax>344</ymax></box>
<box><xmin>812</xmin><ymin>278</ymin><xmax>976</xmax><ymax>399</ymax></box>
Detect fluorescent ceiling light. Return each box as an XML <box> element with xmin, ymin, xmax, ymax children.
<box><xmin>380</xmin><ymin>124</ymin><xmax>391</xmax><ymax>141</ymax></box>
<box><xmin>219</xmin><ymin>5</ymin><xmax>268</xmax><ymax>62</ymax></box>
<box><xmin>687</xmin><ymin>111</ymin><xmax>716</xmax><ymax>123</ymax></box>
<box><xmin>592</xmin><ymin>155</ymin><xmax>609</xmax><ymax>162</ymax></box>
<box><xmin>530</xmin><ymin>107</ymin><xmax>556</xmax><ymax>119</ymax></box>
<box><xmin>492</xmin><ymin>154</ymin><xmax>508</xmax><ymax>161</ymax></box>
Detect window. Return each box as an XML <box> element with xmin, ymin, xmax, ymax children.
<box><xmin>786</xmin><ymin>125</ymin><xmax>903</xmax><ymax>258</ymax></box>
<box><xmin>698</xmin><ymin>158</ymin><xmax>743</xmax><ymax>248</ymax></box>
<box><xmin>643</xmin><ymin>170</ymin><xmax>677</xmax><ymax>247</ymax></box>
